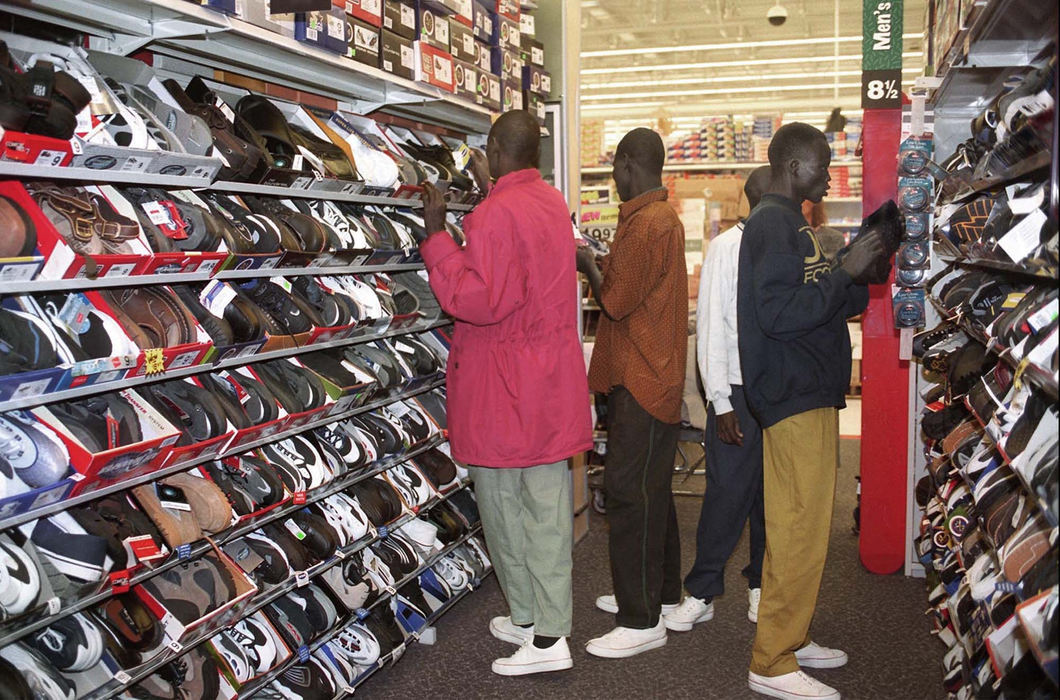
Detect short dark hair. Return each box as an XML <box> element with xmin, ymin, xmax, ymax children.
<box><xmin>489</xmin><ymin>110</ymin><xmax>540</xmax><ymax>167</ymax></box>
<box><xmin>616</xmin><ymin>128</ymin><xmax>665</xmax><ymax>175</ymax></box>
<box><xmin>767</xmin><ymin>122</ymin><xmax>826</xmax><ymax>170</ymax></box>
<box><xmin>744</xmin><ymin>165</ymin><xmax>771</xmax><ymax>209</ymax></box>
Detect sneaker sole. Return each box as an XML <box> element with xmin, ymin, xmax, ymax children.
<box><xmin>748</xmin><ymin>677</ymin><xmax>840</xmax><ymax>700</ymax></box>
<box><xmin>585</xmin><ymin>635</ymin><xmax>667</xmax><ymax>659</ymax></box>
<box><xmin>795</xmin><ymin>654</ymin><xmax>848</xmax><ymax>669</ymax></box>
<box><xmin>663</xmin><ymin>608</ymin><xmax>714</xmax><ymax>632</ymax></box>
<box><xmin>491</xmin><ymin>658</ymin><xmax>573</xmax><ymax>676</ymax></box>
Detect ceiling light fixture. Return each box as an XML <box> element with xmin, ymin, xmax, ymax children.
<box><xmin>580</xmin><ymin>51</ymin><xmax>924</xmax><ymax>76</ymax></box>
<box><xmin>582</xmin><ymin>82</ymin><xmax>864</xmax><ymax>101</ymax></box>
<box><xmin>583</xmin><ymin>66</ymin><xmax>920</xmax><ymax>90</ymax></box>
<box><xmin>581</xmin><ymin>33</ymin><xmax>923</xmax><ymax>58</ymax></box>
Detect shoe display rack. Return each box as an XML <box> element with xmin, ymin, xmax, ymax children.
<box><xmin>0</xmin><ymin>1</ymin><xmax>507</xmax><ymax>697</ymax></box>
<box><xmin>910</xmin><ymin>0</ymin><xmax>1057</xmax><ymax>696</ymax></box>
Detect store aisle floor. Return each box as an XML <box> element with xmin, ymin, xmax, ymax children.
<box><xmin>362</xmin><ymin>439</ymin><xmax>943</xmax><ymax>699</ymax></box>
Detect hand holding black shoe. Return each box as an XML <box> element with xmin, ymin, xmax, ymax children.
<box><xmin>421</xmin><ymin>182</ymin><xmax>447</xmax><ymax>238</ymax></box>
<box><xmin>838</xmin><ymin>228</ymin><xmax>887</xmax><ymax>285</ymax></box>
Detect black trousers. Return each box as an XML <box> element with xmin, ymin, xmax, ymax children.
<box><xmin>604</xmin><ymin>386</ymin><xmax>682</xmax><ymax>629</ymax></box>
<box><xmin>683</xmin><ymin>384</ymin><xmax>766</xmax><ymax>600</ymax></box>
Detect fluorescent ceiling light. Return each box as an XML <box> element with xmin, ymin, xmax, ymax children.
<box><xmin>581</xmin><ymin>34</ymin><xmax>923</xmax><ymax>58</ymax></box>
<box><xmin>582</xmin><ymin>101</ymin><xmax>666</xmax><ymax>110</ymax></box>
<box><xmin>584</xmin><ymin>67</ymin><xmax>920</xmax><ymax>90</ymax></box>
<box><xmin>581</xmin><ymin>52</ymin><xmax>924</xmax><ymax>76</ymax></box>
<box><xmin>583</xmin><ymin>82</ymin><xmax>863</xmax><ymax>101</ymax></box>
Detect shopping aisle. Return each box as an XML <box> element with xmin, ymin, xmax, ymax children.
<box><xmin>362</xmin><ymin>438</ymin><xmax>943</xmax><ymax>699</ymax></box>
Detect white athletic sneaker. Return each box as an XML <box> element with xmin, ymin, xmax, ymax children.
<box><xmin>585</xmin><ymin>618</ymin><xmax>667</xmax><ymax>658</ymax></box>
<box><xmin>748</xmin><ymin>588</ymin><xmax>762</xmax><ymax>623</ymax></box>
<box><xmin>795</xmin><ymin>641</ymin><xmax>849</xmax><ymax>669</ymax></box>
<box><xmin>491</xmin><ymin>638</ymin><xmax>572</xmax><ymax>676</ymax></box>
<box><xmin>594</xmin><ymin>594</ymin><xmax>680</xmax><ymax>615</ymax></box>
<box><xmin>662</xmin><ymin>596</ymin><xmax>714</xmax><ymax>632</ymax></box>
<box><xmin>748</xmin><ymin>670</ymin><xmax>840</xmax><ymax>700</ymax></box>
<box><xmin>489</xmin><ymin>616</ymin><xmax>534</xmax><ymax>645</ymax></box>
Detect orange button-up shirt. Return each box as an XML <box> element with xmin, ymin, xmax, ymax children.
<box><xmin>588</xmin><ymin>188</ymin><xmax>687</xmax><ymax>424</ymax></box>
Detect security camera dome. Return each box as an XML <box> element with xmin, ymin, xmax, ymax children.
<box><xmin>767</xmin><ymin>4</ymin><xmax>788</xmax><ymax>26</ymax></box>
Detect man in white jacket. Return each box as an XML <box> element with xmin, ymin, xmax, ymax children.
<box><xmin>665</xmin><ymin>166</ymin><xmax>771</xmax><ymax>630</ymax></box>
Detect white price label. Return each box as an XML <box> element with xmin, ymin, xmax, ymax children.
<box><xmin>306</xmin><ymin>27</ymin><xmax>319</xmax><ymax>41</ymax></box>
<box><xmin>12</xmin><ymin>378</ymin><xmax>50</xmax><ymax>399</ymax></box>
<box><xmin>285</xmin><ymin>519</ymin><xmax>308</xmax><ymax>541</ymax></box>
<box><xmin>46</xmin><ymin>596</ymin><xmax>61</xmax><ymax>615</ymax></box>
<box><xmin>261</xmin><ymin>256</ymin><xmax>281</xmax><ymax>269</ymax></box>
<box><xmin>0</xmin><ymin>263</ymin><xmax>38</xmax><ymax>281</ymax></box>
<box><xmin>114</xmin><ymin>670</ymin><xmax>132</xmax><ymax>684</ymax></box>
<box><xmin>169</xmin><ymin>351</ymin><xmax>198</xmax><ymax>369</ymax></box>
<box><xmin>34</xmin><ymin>149</ymin><xmax>66</xmax><ymax>167</ymax></box>
<box><xmin>106</xmin><ymin>263</ymin><xmax>137</xmax><ymax>277</ymax></box>
<box><xmin>168</xmin><ymin>640</ymin><xmax>184</xmax><ymax>653</ymax></box>
<box><xmin>463</xmin><ymin>35</ymin><xmax>474</xmax><ymax>55</ymax></box>
<box><xmin>327</xmin><ymin>14</ymin><xmax>344</xmax><ymax>37</ymax></box>
<box><xmin>120</xmin><ymin>155</ymin><xmax>150</xmax><ymax>172</ymax></box>
<box><xmin>296</xmin><ymin>570</ymin><xmax>310</xmax><ymax>587</ymax></box>
<box><xmin>197</xmin><ymin>259</ymin><xmax>220</xmax><ymax>275</ymax></box>
<box><xmin>141</xmin><ymin>201</ymin><xmax>172</xmax><ymax>226</ymax></box>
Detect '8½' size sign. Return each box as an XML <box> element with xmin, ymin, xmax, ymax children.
<box><xmin>862</xmin><ymin>0</ymin><xmax>903</xmax><ymax>108</ymax></box>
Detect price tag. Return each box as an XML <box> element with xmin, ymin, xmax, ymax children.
<box><xmin>12</xmin><ymin>378</ymin><xmax>50</xmax><ymax>399</ymax></box>
<box><xmin>293</xmin><ymin>491</ymin><xmax>307</xmax><ymax>505</ymax></box>
<box><xmin>0</xmin><ymin>263</ymin><xmax>36</xmax><ymax>281</ymax></box>
<box><xmin>168</xmin><ymin>640</ymin><xmax>184</xmax><ymax>653</ymax></box>
<box><xmin>46</xmin><ymin>596</ymin><xmax>61</xmax><ymax>615</ymax></box>
<box><xmin>114</xmin><ymin>670</ymin><xmax>132</xmax><ymax>684</ymax></box>
<box><xmin>34</xmin><ymin>149</ymin><xmax>66</xmax><ymax>167</ymax></box>
<box><xmin>144</xmin><ymin>348</ymin><xmax>166</xmax><ymax>375</ymax></box>
<box><xmin>285</xmin><ymin>519</ymin><xmax>309</xmax><ymax>541</ymax></box>
<box><xmin>177</xmin><ymin>543</ymin><xmax>193</xmax><ymax>559</ymax></box>
<box><xmin>169</xmin><ymin>351</ymin><xmax>199</xmax><ymax>369</ymax></box>
<box><xmin>298</xmin><ymin>645</ymin><xmax>311</xmax><ymax>662</ymax></box>
<box><xmin>356</xmin><ymin>607</ymin><xmax>369</xmax><ymax>620</ymax></box>
<box><xmin>109</xmin><ymin>569</ymin><xmax>132</xmax><ymax>593</ymax></box>
<box><xmin>295</xmin><ymin>570</ymin><xmax>310</xmax><ymax>587</ymax></box>
<box><xmin>128</xmin><ymin>535</ymin><xmax>165</xmax><ymax>563</ymax></box>
<box><xmin>377</xmin><ymin>525</ymin><xmax>389</xmax><ymax>538</ymax></box>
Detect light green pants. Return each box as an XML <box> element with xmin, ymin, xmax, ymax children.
<box><xmin>469</xmin><ymin>460</ymin><xmax>573</xmax><ymax>637</ymax></box>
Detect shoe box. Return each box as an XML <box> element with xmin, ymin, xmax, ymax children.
<box><xmin>333</xmin><ymin>0</ymin><xmax>383</xmax><ymax>27</ymax></box>
<box><xmin>237</xmin><ymin>0</ymin><xmax>292</xmax><ymax>35</ymax></box>
<box><xmin>1</xmin><ymin>33</ymin><xmax>224</xmax><ymax>181</ymax></box>
<box><xmin>522</xmin><ymin>63</ymin><xmax>549</xmax><ymax>97</ymax></box>
<box><xmin>415</xmin><ymin>0</ymin><xmax>453</xmax><ymax>52</ymax></box>
<box><xmin>293</xmin><ymin>7</ymin><xmax>350</xmax><ymax>55</ymax></box>
<box><xmin>134</xmin><ymin>547</ymin><xmax>258</xmax><ymax>644</ymax></box>
<box><xmin>452</xmin><ymin>60</ymin><xmax>479</xmax><ymax>103</ymax></box>
<box><xmin>448</xmin><ymin>16</ymin><xmax>477</xmax><ymax>65</ymax></box>
<box><xmin>524</xmin><ymin>92</ymin><xmax>545</xmax><ymax>125</ymax></box>
<box><xmin>491</xmin><ymin>12</ymin><xmax>519</xmax><ymax>52</ymax></box>
<box><xmin>471</xmin><ymin>0</ymin><xmax>495</xmax><ymax>43</ymax></box>
<box><xmin>30</xmin><ymin>389</ymin><xmax>182</xmax><ymax>494</ymax></box>
<box><xmin>501</xmin><ymin>79</ymin><xmax>522</xmax><ymax>113</ymax></box>
<box><xmin>380</xmin><ymin>29</ymin><xmax>417</xmax><ymax>81</ymax></box>
<box><xmin>414</xmin><ymin>41</ymin><xmax>456</xmax><ymax>93</ymax></box>
<box><xmin>382</xmin><ymin>0</ymin><xmax>417</xmax><ymax>40</ymax></box>
<box><xmin>0</xmin><ymin>127</ymin><xmax>74</xmax><ymax>170</ymax></box>
<box><xmin>491</xmin><ymin>46</ymin><xmax>522</xmax><ymax>83</ymax></box>
<box><xmin>347</xmin><ymin>15</ymin><xmax>383</xmax><ymax>69</ymax></box>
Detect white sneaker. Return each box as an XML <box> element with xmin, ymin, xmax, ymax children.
<box><xmin>585</xmin><ymin>618</ymin><xmax>667</xmax><ymax>658</ymax></box>
<box><xmin>795</xmin><ymin>641</ymin><xmax>848</xmax><ymax>669</ymax></box>
<box><xmin>489</xmin><ymin>616</ymin><xmax>534</xmax><ymax>645</ymax></box>
<box><xmin>662</xmin><ymin>596</ymin><xmax>714</xmax><ymax>632</ymax></box>
<box><xmin>491</xmin><ymin>638</ymin><xmax>573</xmax><ymax>676</ymax></box>
<box><xmin>594</xmin><ymin>594</ymin><xmax>680</xmax><ymax>615</ymax></box>
<box><xmin>748</xmin><ymin>588</ymin><xmax>761</xmax><ymax>623</ymax></box>
<box><xmin>748</xmin><ymin>670</ymin><xmax>840</xmax><ymax>700</ymax></box>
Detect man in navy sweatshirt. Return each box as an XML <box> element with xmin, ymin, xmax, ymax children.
<box><xmin>737</xmin><ymin>122</ymin><xmax>887</xmax><ymax>700</ymax></box>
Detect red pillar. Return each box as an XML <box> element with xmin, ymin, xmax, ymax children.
<box><xmin>857</xmin><ymin>107</ymin><xmax>909</xmax><ymax>574</ymax></box>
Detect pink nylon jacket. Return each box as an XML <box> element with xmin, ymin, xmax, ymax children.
<box><xmin>419</xmin><ymin>168</ymin><xmax>592</xmax><ymax>468</ymax></box>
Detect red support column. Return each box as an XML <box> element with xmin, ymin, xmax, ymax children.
<box><xmin>857</xmin><ymin>107</ymin><xmax>909</xmax><ymax>574</ymax></box>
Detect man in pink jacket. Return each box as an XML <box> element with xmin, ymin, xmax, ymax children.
<box><xmin>419</xmin><ymin>110</ymin><xmax>592</xmax><ymax>676</ymax></box>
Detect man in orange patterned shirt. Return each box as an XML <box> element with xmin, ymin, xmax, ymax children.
<box><xmin>577</xmin><ymin>128</ymin><xmax>688</xmax><ymax>659</ymax></box>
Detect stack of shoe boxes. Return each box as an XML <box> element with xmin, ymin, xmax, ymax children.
<box><xmin>448</xmin><ymin>7</ymin><xmax>479</xmax><ymax>103</ymax></box>
<box><xmin>489</xmin><ymin>0</ymin><xmax>522</xmax><ymax>113</ymax></box>
<box><xmin>581</xmin><ymin>119</ymin><xmax>606</xmax><ymax>167</ymax></box>
<box><xmin>342</xmin><ymin>0</ymin><xmax>384</xmax><ymax>68</ymax></box>
<box><xmin>413</xmin><ymin>0</ymin><xmax>456</xmax><ymax>92</ymax></box>
<box><xmin>382</xmin><ymin>0</ymin><xmax>418</xmax><ymax>79</ymax></box>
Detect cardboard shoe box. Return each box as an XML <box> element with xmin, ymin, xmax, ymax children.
<box><xmin>414</xmin><ymin>41</ymin><xmax>455</xmax><ymax>91</ymax></box>
<box><xmin>492</xmin><ymin>13</ymin><xmax>519</xmax><ymax>51</ymax></box>
<box><xmin>492</xmin><ymin>46</ymin><xmax>522</xmax><ymax>82</ymax></box>
<box><xmin>476</xmin><ymin>70</ymin><xmax>500</xmax><ymax>110</ymax></box>
<box><xmin>381</xmin><ymin>29</ymin><xmax>416</xmax><ymax>79</ymax></box>
<box><xmin>501</xmin><ymin>78</ymin><xmax>522</xmax><ymax>112</ymax></box>
<box><xmin>337</xmin><ymin>0</ymin><xmax>383</xmax><ymax>26</ymax></box>
<box><xmin>518</xmin><ymin>11</ymin><xmax>534</xmax><ymax>37</ymax></box>
<box><xmin>444</xmin><ymin>0</ymin><xmax>473</xmax><ymax>26</ymax></box>
<box><xmin>448</xmin><ymin>16</ymin><xmax>477</xmax><ymax>63</ymax></box>
<box><xmin>416</xmin><ymin>1</ymin><xmax>452</xmax><ymax>50</ymax></box>
<box><xmin>383</xmin><ymin>0</ymin><xmax>417</xmax><ymax>38</ymax></box>
<box><xmin>348</xmin><ymin>16</ymin><xmax>382</xmax><ymax>66</ymax></box>
<box><xmin>473</xmin><ymin>39</ymin><xmax>493</xmax><ymax>73</ymax></box>
<box><xmin>471</xmin><ymin>0</ymin><xmax>495</xmax><ymax>42</ymax></box>
<box><xmin>494</xmin><ymin>0</ymin><xmax>518</xmax><ymax>21</ymax></box>
<box><xmin>452</xmin><ymin>59</ymin><xmax>478</xmax><ymax>102</ymax></box>
<box><xmin>524</xmin><ymin>91</ymin><xmax>544</xmax><ymax>124</ymax></box>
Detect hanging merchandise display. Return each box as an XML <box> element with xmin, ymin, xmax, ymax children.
<box><xmin>909</xmin><ymin>0</ymin><xmax>1058</xmax><ymax>695</ymax></box>
<box><xmin>0</xmin><ymin>0</ymin><xmax>586</xmax><ymax>692</ymax></box>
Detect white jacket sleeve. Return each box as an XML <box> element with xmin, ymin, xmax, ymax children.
<box><xmin>698</xmin><ymin>236</ymin><xmax>735</xmax><ymax>415</ymax></box>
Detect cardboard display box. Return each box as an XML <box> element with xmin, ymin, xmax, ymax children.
<box><xmin>383</xmin><ymin>0</ymin><xmax>417</xmax><ymax>39</ymax></box>
<box><xmin>448</xmin><ymin>16</ymin><xmax>477</xmax><ymax>63</ymax></box>
<box><xmin>414</xmin><ymin>41</ymin><xmax>455</xmax><ymax>91</ymax></box>
<box><xmin>381</xmin><ymin>29</ymin><xmax>417</xmax><ymax>79</ymax></box>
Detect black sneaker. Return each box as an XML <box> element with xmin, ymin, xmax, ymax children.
<box><xmin>241</xmin><ymin>530</ymin><xmax>292</xmax><ymax>585</ymax></box>
<box><xmin>140</xmin><ymin>380</ymin><xmax>230</xmax><ymax>446</ymax></box>
<box><xmin>226</xmin><ymin>615</ymin><xmax>279</xmax><ymax>676</ymax></box>
<box><xmin>289</xmin><ymin>276</ymin><xmax>352</xmax><ymax>328</ymax></box>
<box><xmin>269</xmin><ymin>657</ymin><xmax>336</xmax><ymax>700</ymax></box>
<box><xmin>238</xmin><ymin>279</ymin><xmax>319</xmax><ymax>335</ymax></box>
<box><xmin>27</xmin><ymin>611</ymin><xmax>104</xmax><ymax>673</ymax></box>
<box><xmin>284</xmin><ymin>584</ymin><xmax>339</xmax><ymax>636</ymax></box>
<box><xmin>255</xmin><ymin>360</ymin><xmax>327</xmax><ymax>413</ymax></box>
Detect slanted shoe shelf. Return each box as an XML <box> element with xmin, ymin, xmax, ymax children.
<box><xmin>911</xmin><ymin>0</ymin><xmax>1058</xmax><ymax>693</ymax></box>
<box><xmin>0</xmin><ymin>0</ymin><xmax>501</xmax><ymax>695</ymax></box>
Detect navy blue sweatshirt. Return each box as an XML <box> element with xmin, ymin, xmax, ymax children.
<box><xmin>736</xmin><ymin>194</ymin><xmax>869</xmax><ymax>428</ymax></box>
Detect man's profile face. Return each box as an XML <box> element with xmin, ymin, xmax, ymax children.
<box><xmin>791</xmin><ymin>138</ymin><xmax>831</xmax><ymax>204</ymax></box>
<box><xmin>612</xmin><ymin>150</ymin><xmax>632</xmax><ymax>202</ymax></box>
<box><xmin>486</xmin><ymin>135</ymin><xmax>501</xmax><ymax>177</ymax></box>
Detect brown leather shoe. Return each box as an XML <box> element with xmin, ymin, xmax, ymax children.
<box><xmin>100</xmin><ymin>286</ymin><xmax>199</xmax><ymax>349</ymax></box>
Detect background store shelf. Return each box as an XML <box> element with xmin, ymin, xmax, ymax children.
<box><xmin>581</xmin><ymin>159</ymin><xmax>863</xmax><ymax>175</ymax></box>
<box><xmin>0</xmin><ymin>0</ymin><xmax>493</xmax><ymax>134</ymax></box>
